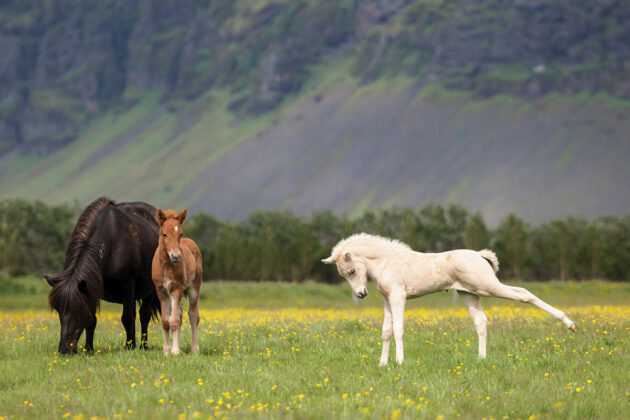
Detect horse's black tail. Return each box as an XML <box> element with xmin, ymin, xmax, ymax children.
<box><xmin>141</xmin><ymin>292</ymin><xmax>161</xmax><ymax>322</ymax></box>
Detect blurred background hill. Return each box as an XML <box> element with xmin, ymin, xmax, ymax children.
<box><xmin>0</xmin><ymin>0</ymin><xmax>629</xmax><ymax>224</ymax></box>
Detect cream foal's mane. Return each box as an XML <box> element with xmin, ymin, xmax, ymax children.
<box><xmin>329</xmin><ymin>233</ymin><xmax>411</xmax><ymax>259</ymax></box>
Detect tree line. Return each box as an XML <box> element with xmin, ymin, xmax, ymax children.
<box><xmin>1</xmin><ymin>199</ymin><xmax>629</xmax><ymax>282</ymax></box>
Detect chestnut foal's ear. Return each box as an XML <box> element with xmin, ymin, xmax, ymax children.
<box><xmin>156</xmin><ymin>209</ymin><xmax>167</xmax><ymax>225</ymax></box>
<box><xmin>321</xmin><ymin>256</ymin><xmax>335</xmax><ymax>264</ymax></box>
<box><xmin>344</xmin><ymin>252</ymin><xmax>352</xmax><ymax>262</ymax></box>
<box><xmin>177</xmin><ymin>208</ymin><xmax>188</xmax><ymax>225</ymax></box>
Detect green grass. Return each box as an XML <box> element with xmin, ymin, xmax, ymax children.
<box><xmin>0</xmin><ymin>279</ymin><xmax>629</xmax><ymax>419</ymax></box>
<box><xmin>2</xmin><ymin>276</ymin><xmax>629</xmax><ymax>310</ymax></box>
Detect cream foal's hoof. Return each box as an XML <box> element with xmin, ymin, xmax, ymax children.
<box><xmin>163</xmin><ymin>348</ymin><xmax>171</xmax><ymax>356</ymax></box>
<box><xmin>191</xmin><ymin>346</ymin><xmax>199</xmax><ymax>354</ymax></box>
<box><xmin>171</xmin><ymin>348</ymin><xmax>181</xmax><ymax>356</ymax></box>
<box><xmin>378</xmin><ymin>360</ymin><xmax>388</xmax><ymax>367</ymax></box>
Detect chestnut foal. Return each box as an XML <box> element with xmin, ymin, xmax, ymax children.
<box><xmin>152</xmin><ymin>209</ymin><xmax>202</xmax><ymax>355</ymax></box>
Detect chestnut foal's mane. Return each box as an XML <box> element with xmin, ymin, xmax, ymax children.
<box><xmin>159</xmin><ymin>209</ymin><xmax>180</xmax><ymax>221</ymax></box>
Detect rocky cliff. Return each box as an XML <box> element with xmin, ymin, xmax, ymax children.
<box><xmin>1</xmin><ymin>0</ymin><xmax>629</xmax><ymax>152</ymax></box>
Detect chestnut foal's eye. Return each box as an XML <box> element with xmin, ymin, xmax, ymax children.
<box><xmin>350</xmin><ymin>268</ymin><xmax>355</xmax><ymax>275</ymax></box>
<box><xmin>162</xmin><ymin>233</ymin><xmax>166</xmax><ymax>237</ymax></box>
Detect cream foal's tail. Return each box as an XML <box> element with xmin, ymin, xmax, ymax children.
<box><xmin>479</xmin><ymin>249</ymin><xmax>499</xmax><ymax>273</ymax></box>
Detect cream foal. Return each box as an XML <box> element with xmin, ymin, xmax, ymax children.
<box><xmin>322</xmin><ymin>233</ymin><xmax>576</xmax><ymax>365</ymax></box>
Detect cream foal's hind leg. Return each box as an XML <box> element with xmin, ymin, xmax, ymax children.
<box><xmin>459</xmin><ymin>292</ymin><xmax>487</xmax><ymax>358</ymax></box>
<box><xmin>482</xmin><ymin>283</ymin><xmax>576</xmax><ymax>331</ymax></box>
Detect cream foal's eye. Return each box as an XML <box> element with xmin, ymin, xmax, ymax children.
<box><xmin>350</xmin><ymin>268</ymin><xmax>355</xmax><ymax>275</ymax></box>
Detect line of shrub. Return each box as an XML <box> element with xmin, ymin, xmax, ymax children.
<box><xmin>1</xmin><ymin>199</ymin><xmax>628</xmax><ymax>282</ymax></box>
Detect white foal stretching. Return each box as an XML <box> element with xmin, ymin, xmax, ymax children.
<box><xmin>322</xmin><ymin>233</ymin><xmax>576</xmax><ymax>365</ymax></box>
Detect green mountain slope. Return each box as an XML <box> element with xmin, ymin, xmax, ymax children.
<box><xmin>0</xmin><ymin>0</ymin><xmax>629</xmax><ymax>223</ymax></box>
<box><xmin>2</xmin><ymin>57</ymin><xmax>629</xmax><ymax>223</ymax></box>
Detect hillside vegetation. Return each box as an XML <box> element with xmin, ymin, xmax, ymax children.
<box><xmin>1</xmin><ymin>0</ymin><xmax>629</xmax><ymax>222</ymax></box>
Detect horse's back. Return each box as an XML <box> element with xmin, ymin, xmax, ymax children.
<box><xmin>96</xmin><ymin>202</ymin><xmax>159</xmax><ymax>301</ymax></box>
<box><xmin>116</xmin><ymin>202</ymin><xmax>158</xmax><ymax>228</ymax></box>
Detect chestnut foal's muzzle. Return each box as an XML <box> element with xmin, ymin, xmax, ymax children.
<box><xmin>169</xmin><ymin>252</ymin><xmax>182</xmax><ymax>264</ymax></box>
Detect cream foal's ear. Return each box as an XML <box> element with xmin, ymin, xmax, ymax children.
<box><xmin>321</xmin><ymin>256</ymin><xmax>335</xmax><ymax>264</ymax></box>
<box><xmin>344</xmin><ymin>252</ymin><xmax>352</xmax><ymax>262</ymax></box>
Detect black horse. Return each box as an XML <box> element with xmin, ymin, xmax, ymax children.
<box><xmin>46</xmin><ymin>197</ymin><xmax>161</xmax><ymax>354</ymax></box>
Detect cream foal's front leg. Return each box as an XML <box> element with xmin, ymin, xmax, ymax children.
<box><xmin>380</xmin><ymin>299</ymin><xmax>393</xmax><ymax>366</ymax></box>
<box><xmin>389</xmin><ymin>291</ymin><xmax>407</xmax><ymax>364</ymax></box>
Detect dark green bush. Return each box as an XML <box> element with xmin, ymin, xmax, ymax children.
<box><xmin>2</xmin><ymin>199</ymin><xmax>628</xmax><ymax>282</ymax></box>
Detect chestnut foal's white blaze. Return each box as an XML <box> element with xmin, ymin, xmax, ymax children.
<box><xmin>152</xmin><ymin>209</ymin><xmax>203</xmax><ymax>356</ymax></box>
<box><xmin>322</xmin><ymin>233</ymin><xmax>576</xmax><ymax>365</ymax></box>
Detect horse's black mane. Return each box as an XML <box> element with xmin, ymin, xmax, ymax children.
<box><xmin>48</xmin><ymin>197</ymin><xmax>112</xmax><ymax>316</ymax></box>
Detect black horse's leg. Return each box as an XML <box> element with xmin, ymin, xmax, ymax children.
<box><xmin>121</xmin><ymin>295</ymin><xmax>137</xmax><ymax>349</ymax></box>
<box><xmin>85</xmin><ymin>315</ymin><xmax>97</xmax><ymax>352</ymax></box>
<box><xmin>139</xmin><ymin>300</ymin><xmax>152</xmax><ymax>350</ymax></box>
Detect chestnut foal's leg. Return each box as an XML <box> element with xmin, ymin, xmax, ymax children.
<box><xmin>157</xmin><ymin>288</ymin><xmax>172</xmax><ymax>356</ymax></box>
<box><xmin>169</xmin><ymin>288</ymin><xmax>184</xmax><ymax>355</ymax></box>
<box><xmin>187</xmin><ymin>287</ymin><xmax>200</xmax><ymax>354</ymax></box>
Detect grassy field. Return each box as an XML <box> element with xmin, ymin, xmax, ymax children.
<box><xmin>1</xmin><ymin>278</ymin><xmax>629</xmax><ymax>419</ymax></box>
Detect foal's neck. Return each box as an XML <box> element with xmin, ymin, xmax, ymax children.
<box><xmin>358</xmin><ymin>255</ymin><xmax>381</xmax><ymax>283</ymax></box>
